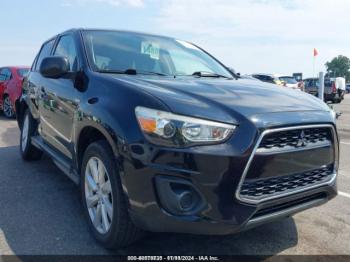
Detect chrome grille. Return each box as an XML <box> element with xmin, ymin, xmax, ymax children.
<box><xmin>236</xmin><ymin>124</ymin><xmax>338</xmax><ymax>204</ymax></box>
<box><xmin>259</xmin><ymin>127</ymin><xmax>332</xmax><ymax>150</ymax></box>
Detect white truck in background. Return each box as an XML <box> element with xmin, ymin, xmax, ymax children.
<box><xmin>335</xmin><ymin>77</ymin><xmax>346</xmax><ymax>91</ymax></box>
<box><xmin>334</xmin><ymin>77</ymin><xmax>346</xmax><ymax>102</ymax></box>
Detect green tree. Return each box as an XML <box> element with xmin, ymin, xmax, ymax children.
<box><xmin>325</xmin><ymin>55</ymin><xmax>350</xmax><ymax>81</ymax></box>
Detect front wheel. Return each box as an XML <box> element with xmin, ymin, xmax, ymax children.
<box><xmin>20</xmin><ymin>109</ymin><xmax>43</xmax><ymax>161</ymax></box>
<box><xmin>81</xmin><ymin>140</ymin><xmax>144</xmax><ymax>248</ymax></box>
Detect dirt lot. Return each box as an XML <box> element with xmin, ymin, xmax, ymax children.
<box><xmin>0</xmin><ymin>95</ymin><xmax>349</xmax><ymax>255</ymax></box>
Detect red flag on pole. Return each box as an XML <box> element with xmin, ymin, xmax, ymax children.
<box><xmin>313</xmin><ymin>48</ymin><xmax>318</xmax><ymax>57</ymax></box>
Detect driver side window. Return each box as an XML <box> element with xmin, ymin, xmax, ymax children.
<box><xmin>54</xmin><ymin>35</ymin><xmax>78</xmax><ymax>72</ymax></box>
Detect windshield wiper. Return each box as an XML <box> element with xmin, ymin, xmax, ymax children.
<box><xmin>137</xmin><ymin>70</ymin><xmax>168</xmax><ymax>76</ymax></box>
<box><xmin>97</xmin><ymin>69</ymin><xmax>168</xmax><ymax>76</ymax></box>
<box><xmin>191</xmin><ymin>71</ymin><xmax>233</xmax><ymax>79</ymax></box>
<box><xmin>97</xmin><ymin>69</ymin><xmax>137</xmax><ymax>75</ymax></box>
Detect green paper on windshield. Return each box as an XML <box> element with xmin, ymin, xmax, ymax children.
<box><xmin>141</xmin><ymin>41</ymin><xmax>160</xmax><ymax>60</ymax></box>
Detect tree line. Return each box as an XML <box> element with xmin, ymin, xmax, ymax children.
<box><xmin>325</xmin><ymin>55</ymin><xmax>350</xmax><ymax>82</ymax></box>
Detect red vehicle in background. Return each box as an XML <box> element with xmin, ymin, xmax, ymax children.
<box><xmin>0</xmin><ymin>66</ymin><xmax>29</xmax><ymax>118</ymax></box>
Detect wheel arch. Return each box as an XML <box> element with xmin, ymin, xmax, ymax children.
<box><xmin>2</xmin><ymin>92</ymin><xmax>8</xmax><ymax>99</ymax></box>
<box><xmin>15</xmin><ymin>98</ymin><xmax>29</xmax><ymax>129</ymax></box>
<box><xmin>75</xmin><ymin>123</ymin><xmax>121</xmax><ymax>175</ymax></box>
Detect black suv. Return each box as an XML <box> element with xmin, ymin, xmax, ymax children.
<box><xmin>17</xmin><ymin>29</ymin><xmax>339</xmax><ymax>248</ymax></box>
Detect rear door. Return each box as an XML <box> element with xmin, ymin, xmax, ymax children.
<box><xmin>26</xmin><ymin>38</ymin><xmax>56</xmax><ymax>119</ymax></box>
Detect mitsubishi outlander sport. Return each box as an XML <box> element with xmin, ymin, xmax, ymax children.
<box><xmin>16</xmin><ymin>29</ymin><xmax>339</xmax><ymax>248</ymax></box>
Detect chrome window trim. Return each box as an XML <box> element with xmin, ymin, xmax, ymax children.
<box><xmin>235</xmin><ymin>124</ymin><xmax>339</xmax><ymax>205</ymax></box>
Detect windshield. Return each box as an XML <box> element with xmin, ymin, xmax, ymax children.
<box><xmin>17</xmin><ymin>69</ymin><xmax>29</xmax><ymax>77</ymax></box>
<box><xmin>279</xmin><ymin>77</ymin><xmax>297</xmax><ymax>84</ymax></box>
<box><xmin>83</xmin><ymin>30</ymin><xmax>232</xmax><ymax>78</ymax></box>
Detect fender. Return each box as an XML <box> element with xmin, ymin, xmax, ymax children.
<box><xmin>74</xmin><ymin>114</ymin><xmax>122</xmax><ymax>163</ymax></box>
<box><xmin>73</xmin><ymin>110</ymin><xmax>137</xmax><ymax>208</ymax></box>
<box><xmin>15</xmin><ymin>95</ymin><xmax>28</xmax><ymax>128</ymax></box>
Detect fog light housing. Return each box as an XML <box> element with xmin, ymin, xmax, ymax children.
<box><xmin>155</xmin><ymin>176</ymin><xmax>206</xmax><ymax>216</ymax></box>
<box><xmin>178</xmin><ymin>191</ymin><xmax>194</xmax><ymax>211</ymax></box>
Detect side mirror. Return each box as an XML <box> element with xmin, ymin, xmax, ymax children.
<box><xmin>40</xmin><ymin>56</ymin><xmax>70</xmax><ymax>79</ymax></box>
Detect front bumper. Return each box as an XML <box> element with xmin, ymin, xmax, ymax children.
<box><xmin>129</xmin><ymin>180</ymin><xmax>336</xmax><ymax>235</ymax></box>
<box><xmin>121</xmin><ymin>113</ymin><xmax>338</xmax><ymax>235</ymax></box>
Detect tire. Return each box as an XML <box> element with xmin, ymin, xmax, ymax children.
<box><xmin>3</xmin><ymin>95</ymin><xmax>15</xmax><ymax>118</ymax></box>
<box><xmin>81</xmin><ymin>140</ymin><xmax>143</xmax><ymax>248</ymax></box>
<box><xmin>20</xmin><ymin>109</ymin><xmax>43</xmax><ymax>161</ymax></box>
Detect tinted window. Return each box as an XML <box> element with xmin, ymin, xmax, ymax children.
<box><xmin>0</xmin><ymin>69</ymin><xmax>5</xmax><ymax>81</ymax></box>
<box><xmin>35</xmin><ymin>40</ymin><xmax>55</xmax><ymax>71</ymax></box>
<box><xmin>17</xmin><ymin>69</ymin><xmax>29</xmax><ymax>77</ymax></box>
<box><xmin>31</xmin><ymin>55</ymin><xmax>38</xmax><ymax>71</ymax></box>
<box><xmin>305</xmin><ymin>79</ymin><xmax>316</xmax><ymax>87</ymax></box>
<box><xmin>0</xmin><ymin>68</ymin><xmax>12</xmax><ymax>81</ymax></box>
<box><xmin>324</xmin><ymin>79</ymin><xmax>333</xmax><ymax>87</ymax></box>
<box><xmin>305</xmin><ymin>80</ymin><xmax>312</xmax><ymax>87</ymax></box>
<box><xmin>54</xmin><ymin>35</ymin><xmax>78</xmax><ymax>71</ymax></box>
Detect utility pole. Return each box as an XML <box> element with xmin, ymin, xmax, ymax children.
<box><xmin>318</xmin><ymin>72</ymin><xmax>325</xmax><ymax>101</ymax></box>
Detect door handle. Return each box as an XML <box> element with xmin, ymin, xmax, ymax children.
<box><xmin>40</xmin><ymin>87</ymin><xmax>47</xmax><ymax>98</ymax></box>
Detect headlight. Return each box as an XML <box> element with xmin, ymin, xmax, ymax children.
<box><xmin>135</xmin><ymin>106</ymin><xmax>236</xmax><ymax>147</ymax></box>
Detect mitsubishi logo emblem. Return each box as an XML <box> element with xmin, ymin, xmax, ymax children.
<box><xmin>297</xmin><ymin>130</ymin><xmax>307</xmax><ymax>147</ymax></box>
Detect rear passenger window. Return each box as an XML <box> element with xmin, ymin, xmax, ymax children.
<box><xmin>35</xmin><ymin>40</ymin><xmax>55</xmax><ymax>71</ymax></box>
<box><xmin>0</xmin><ymin>68</ymin><xmax>12</xmax><ymax>81</ymax></box>
<box><xmin>0</xmin><ymin>69</ymin><xmax>5</xmax><ymax>81</ymax></box>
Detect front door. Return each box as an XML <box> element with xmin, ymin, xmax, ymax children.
<box><xmin>39</xmin><ymin>34</ymin><xmax>79</xmax><ymax>159</ymax></box>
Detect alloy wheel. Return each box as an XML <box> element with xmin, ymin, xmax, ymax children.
<box><xmin>85</xmin><ymin>157</ymin><xmax>113</xmax><ymax>234</ymax></box>
<box><xmin>3</xmin><ymin>96</ymin><xmax>14</xmax><ymax>118</ymax></box>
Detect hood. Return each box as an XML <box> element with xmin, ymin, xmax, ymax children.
<box><xmin>109</xmin><ymin>75</ymin><xmax>330</xmax><ymax>124</ymax></box>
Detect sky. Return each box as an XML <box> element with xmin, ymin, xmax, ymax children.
<box><xmin>1</xmin><ymin>0</ymin><xmax>350</xmax><ymax>78</ymax></box>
